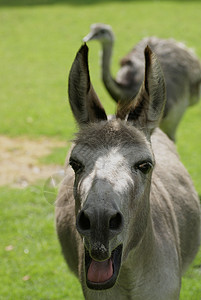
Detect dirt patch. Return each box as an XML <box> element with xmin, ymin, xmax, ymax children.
<box><xmin>0</xmin><ymin>136</ymin><xmax>67</xmax><ymax>188</ymax></box>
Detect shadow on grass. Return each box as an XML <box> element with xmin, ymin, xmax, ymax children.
<box><xmin>0</xmin><ymin>0</ymin><xmax>201</xmax><ymax>7</ymax></box>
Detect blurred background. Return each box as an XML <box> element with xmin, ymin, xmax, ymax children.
<box><xmin>0</xmin><ymin>0</ymin><xmax>200</xmax><ymax>299</ymax></box>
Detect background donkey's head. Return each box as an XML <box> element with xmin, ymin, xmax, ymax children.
<box><xmin>68</xmin><ymin>44</ymin><xmax>165</xmax><ymax>290</ymax></box>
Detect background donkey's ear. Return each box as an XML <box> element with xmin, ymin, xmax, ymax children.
<box><xmin>68</xmin><ymin>44</ymin><xmax>107</xmax><ymax>125</ymax></box>
<box><xmin>125</xmin><ymin>46</ymin><xmax>166</xmax><ymax>136</ymax></box>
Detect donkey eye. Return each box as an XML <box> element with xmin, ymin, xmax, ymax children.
<box><xmin>69</xmin><ymin>158</ymin><xmax>84</xmax><ymax>173</ymax></box>
<box><xmin>133</xmin><ymin>161</ymin><xmax>153</xmax><ymax>174</ymax></box>
<box><xmin>137</xmin><ymin>162</ymin><xmax>153</xmax><ymax>174</ymax></box>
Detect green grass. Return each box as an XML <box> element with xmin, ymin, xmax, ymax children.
<box><xmin>0</xmin><ymin>0</ymin><xmax>201</xmax><ymax>299</ymax></box>
<box><xmin>1</xmin><ymin>0</ymin><xmax>201</xmax><ymax>139</ymax></box>
<box><xmin>0</xmin><ymin>186</ymin><xmax>83</xmax><ymax>299</ymax></box>
<box><xmin>40</xmin><ymin>143</ymin><xmax>70</xmax><ymax>165</ymax></box>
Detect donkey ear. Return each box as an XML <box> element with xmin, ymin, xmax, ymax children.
<box><xmin>117</xmin><ymin>46</ymin><xmax>166</xmax><ymax>137</ymax></box>
<box><xmin>68</xmin><ymin>44</ymin><xmax>107</xmax><ymax>126</ymax></box>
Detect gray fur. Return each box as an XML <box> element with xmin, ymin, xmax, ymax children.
<box><xmin>55</xmin><ymin>44</ymin><xmax>200</xmax><ymax>300</ymax></box>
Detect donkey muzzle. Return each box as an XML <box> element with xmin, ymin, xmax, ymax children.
<box><xmin>76</xmin><ymin>206</ymin><xmax>123</xmax><ymax>255</ymax></box>
<box><xmin>76</xmin><ymin>203</ymin><xmax>124</xmax><ymax>290</ymax></box>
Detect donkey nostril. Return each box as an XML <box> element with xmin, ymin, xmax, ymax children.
<box><xmin>109</xmin><ymin>212</ymin><xmax>123</xmax><ymax>231</ymax></box>
<box><xmin>78</xmin><ymin>211</ymin><xmax>90</xmax><ymax>231</ymax></box>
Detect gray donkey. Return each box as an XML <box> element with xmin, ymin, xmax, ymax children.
<box><xmin>56</xmin><ymin>44</ymin><xmax>200</xmax><ymax>300</ymax></box>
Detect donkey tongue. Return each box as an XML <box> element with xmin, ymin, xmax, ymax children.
<box><xmin>87</xmin><ymin>258</ymin><xmax>113</xmax><ymax>283</ymax></box>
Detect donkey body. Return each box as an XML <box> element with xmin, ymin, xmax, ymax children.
<box><xmin>56</xmin><ymin>44</ymin><xmax>200</xmax><ymax>300</ymax></box>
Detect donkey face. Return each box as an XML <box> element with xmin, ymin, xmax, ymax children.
<box><xmin>68</xmin><ymin>44</ymin><xmax>165</xmax><ymax>290</ymax></box>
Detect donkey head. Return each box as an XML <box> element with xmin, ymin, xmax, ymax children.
<box><xmin>68</xmin><ymin>44</ymin><xmax>165</xmax><ymax>290</ymax></box>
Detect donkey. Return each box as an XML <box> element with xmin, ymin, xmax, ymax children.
<box><xmin>55</xmin><ymin>44</ymin><xmax>200</xmax><ymax>300</ymax></box>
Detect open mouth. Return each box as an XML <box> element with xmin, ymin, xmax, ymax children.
<box><xmin>85</xmin><ymin>244</ymin><xmax>123</xmax><ymax>290</ymax></box>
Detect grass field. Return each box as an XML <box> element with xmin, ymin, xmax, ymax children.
<box><xmin>0</xmin><ymin>0</ymin><xmax>201</xmax><ymax>299</ymax></box>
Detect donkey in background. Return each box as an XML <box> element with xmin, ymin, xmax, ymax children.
<box><xmin>56</xmin><ymin>44</ymin><xmax>200</xmax><ymax>300</ymax></box>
